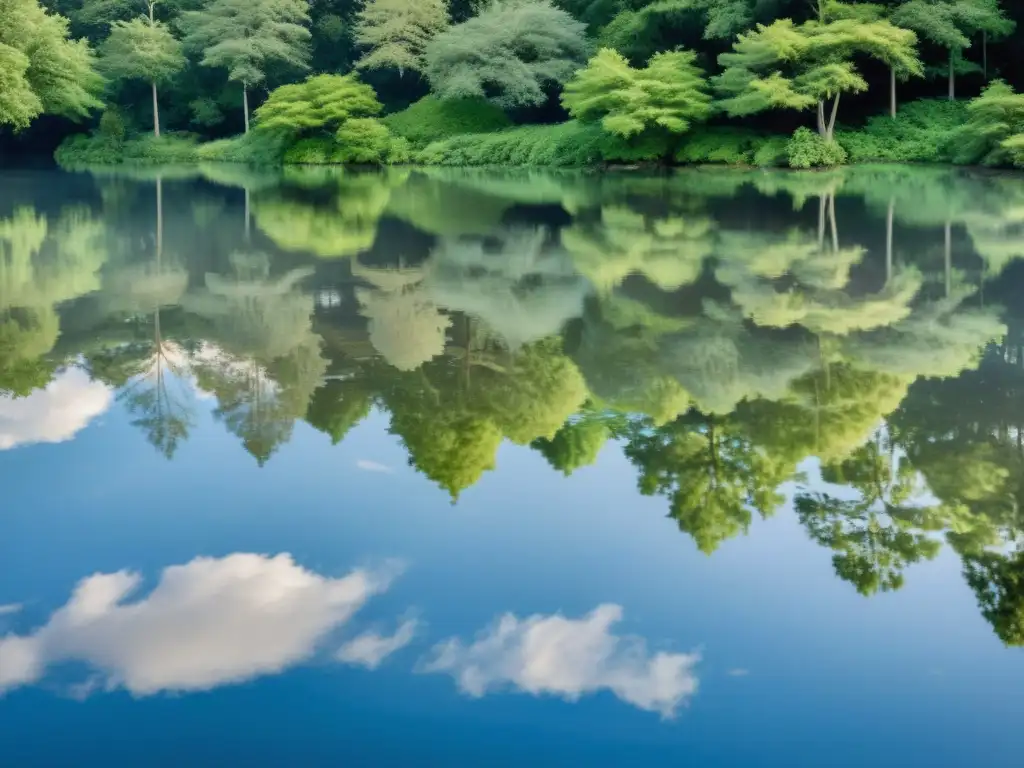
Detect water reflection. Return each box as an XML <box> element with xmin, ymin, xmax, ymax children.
<box><xmin>2</xmin><ymin>164</ymin><xmax>1024</xmax><ymax>652</ymax></box>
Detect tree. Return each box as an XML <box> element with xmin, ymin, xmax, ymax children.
<box><xmin>354</xmin><ymin>0</ymin><xmax>450</xmax><ymax>76</ymax></box>
<box><xmin>892</xmin><ymin>0</ymin><xmax>1014</xmax><ymax>101</ymax></box>
<box><xmin>964</xmin><ymin>548</ymin><xmax>1024</xmax><ymax>646</ymax></box>
<box><xmin>181</xmin><ymin>0</ymin><xmax>311</xmax><ymax>133</ymax></box>
<box><xmin>562</xmin><ymin>48</ymin><xmax>712</xmax><ymax>143</ymax></box>
<box><xmin>0</xmin><ymin>0</ymin><xmax>103</xmax><ymax>129</ymax></box>
<box><xmin>954</xmin><ymin>79</ymin><xmax>1024</xmax><ymax>167</ymax></box>
<box><xmin>532</xmin><ymin>415</ymin><xmax>611</xmax><ymax>475</ymax></box>
<box><xmin>624</xmin><ymin>412</ymin><xmax>790</xmax><ymax>554</ymax></box>
<box><xmin>100</xmin><ymin>15</ymin><xmax>185</xmax><ymax>137</ymax></box>
<box><xmin>424</xmin><ymin>0</ymin><xmax>590</xmax><ymax>109</ymax></box>
<box><xmin>714</xmin><ymin>16</ymin><xmax>922</xmax><ymax>142</ymax></box>
<box><xmin>254</xmin><ymin>73</ymin><xmax>382</xmax><ymax>135</ymax></box>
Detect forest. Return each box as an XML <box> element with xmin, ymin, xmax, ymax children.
<box><xmin>3</xmin><ymin>0</ymin><xmax>1024</xmax><ymax>169</ymax></box>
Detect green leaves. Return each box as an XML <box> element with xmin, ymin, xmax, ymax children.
<box><xmin>354</xmin><ymin>0</ymin><xmax>450</xmax><ymax>76</ymax></box>
<box><xmin>100</xmin><ymin>18</ymin><xmax>185</xmax><ymax>85</ymax></box>
<box><xmin>562</xmin><ymin>48</ymin><xmax>712</xmax><ymax>138</ymax></box>
<box><xmin>181</xmin><ymin>0</ymin><xmax>311</xmax><ymax>87</ymax></box>
<box><xmin>255</xmin><ymin>73</ymin><xmax>382</xmax><ymax>134</ymax></box>
<box><xmin>425</xmin><ymin>0</ymin><xmax>590</xmax><ymax>109</ymax></box>
<box><xmin>0</xmin><ymin>0</ymin><xmax>103</xmax><ymax>129</ymax></box>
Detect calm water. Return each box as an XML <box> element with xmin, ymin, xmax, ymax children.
<box><xmin>2</xmin><ymin>164</ymin><xmax>1024</xmax><ymax>766</ymax></box>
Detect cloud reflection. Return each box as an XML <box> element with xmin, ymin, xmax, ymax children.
<box><xmin>0</xmin><ymin>554</ymin><xmax>403</xmax><ymax>696</ymax></box>
<box><xmin>422</xmin><ymin>604</ymin><xmax>700</xmax><ymax>718</ymax></box>
<box><xmin>0</xmin><ymin>369</ymin><xmax>112</xmax><ymax>450</ymax></box>
<box><xmin>337</xmin><ymin>619</ymin><xmax>419</xmax><ymax>669</ymax></box>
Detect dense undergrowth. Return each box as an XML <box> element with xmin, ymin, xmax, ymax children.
<box><xmin>54</xmin><ymin>94</ymin><xmax>1022</xmax><ymax>172</ymax></box>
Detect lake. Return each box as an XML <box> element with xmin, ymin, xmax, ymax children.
<box><xmin>1</xmin><ymin>164</ymin><xmax>1024</xmax><ymax>766</ymax></box>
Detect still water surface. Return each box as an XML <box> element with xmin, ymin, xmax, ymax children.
<box><xmin>2</xmin><ymin>164</ymin><xmax>1024</xmax><ymax>766</ymax></box>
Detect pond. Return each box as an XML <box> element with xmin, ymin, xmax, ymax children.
<box><xmin>1</xmin><ymin>164</ymin><xmax>1024</xmax><ymax>766</ymax></box>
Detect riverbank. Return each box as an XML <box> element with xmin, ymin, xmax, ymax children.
<box><xmin>54</xmin><ymin>98</ymin><xmax>1018</xmax><ymax>173</ymax></box>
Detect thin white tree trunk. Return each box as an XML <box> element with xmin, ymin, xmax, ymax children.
<box><xmin>826</xmin><ymin>93</ymin><xmax>841</xmax><ymax>142</ymax></box>
<box><xmin>949</xmin><ymin>51</ymin><xmax>955</xmax><ymax>101</ymax></box>
<box><xmin>243</xmin><ymin>84</ymin><xmax>250</xmax><ymax>134</ymax></box>
<box><xmin>816</xmin><ymin>101</ymin><xmax>826</xmax><ymax>138</ymax></box>
<box><xmin>152</xmin><ymin>82</ymin><xmax>160</xmax><ymax>138</ymax></box>
<box><xmin>890</xmin><ymin>66</ymin><xmax>897</xmax><ymax>118</ymax></box>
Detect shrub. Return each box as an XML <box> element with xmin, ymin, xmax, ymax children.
<box><xmin>752</xmin><ymin>136</ymin><xmax>789</xmax><ymax>167</ymax></box>
<box><xmin>946</xmin><ymin>81</ymin><xmax>1024</xmax><ymax>167</ymax></box>
<box><xmin>196</xmin><ymin>131</ymin><xmax>290</xmax><ymax>165</ymax></box>
<box><xmin>98</xmin><ymin>108</ymin><xmax>126</xmax><ymax>145</ymax></box>
<box><xmin>836</xmin><ymin>99</ymin><xmax>966</xmax><ymax>164</ymax></box>
<box><xmin>334</xmin><ymin>117</ymin><xmax>393</xmax><ymax>163</ymax></box>
<box><xmin>383</xmin><ymin>96</ymin><xmax>510</xmax><ymax>147</ymax></box>
<box><xmin>55</xmin><ymin>133</ymin><xmax>199</xmax><ymax>166</ymax></box>
<box><xmin>787</xmin><ymin>127</ymin><xmax>848</xmax><ymax>169</ymax></box>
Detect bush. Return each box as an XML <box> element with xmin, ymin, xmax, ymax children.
<box><xmin>787</xmin><ymin>128</ymin><xmax>848</xmax><ymax>168</ymax></box>
<box><xmin>752</xmin><ymin>136</ymin><xmax>789</xmax><ymax>167</ymax></box>
<box><xmin>836</xmin><ymin>99</ymin><xmax>965</xmax><ymax>164</ymax></box>
<box><xmin>414</xmin><ymin>121</ymin><xmax>664</xmax><ymax>167</ymax></box>
<box><xmin>946</xmin><ymin>81</ymin><xmax>1024</xmax><ymax>167</ymax></box>
<box><xmin>281</xmin><ymin>123</ymin><xmax>408</xmax><ymax>166</ymax></box>
<box><xmin>196</xmin><ymin>131</ymin><xmax>290</xmax><ymax>165</ymax></box>
<box><xmin>56</xmin><ymin>133</ymin><xmax>199</xmax><ymax>166</ymax></box>
<box><xmin>383</xmin><ymin>96</ymin><xmax>511</xmax><ymax>147</ymax></box>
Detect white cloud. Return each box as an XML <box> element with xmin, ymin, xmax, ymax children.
<box><xmin>0</xmin><ymin>554</ymin><xmax>403</xmax><ymax>696</ymax></box>
<box><xmin>0</xmin><ymin>368</ymin><xmax>112</xmax><ymax>450</ymax></box>
<box><xmin>0</xmin><ymin>604</ymin><xmax>21</xmax><ymax>616</ymax></box>
<box><xmin>726</xmin><ymin>668</ymin><xmax>749</xmax><ymax>677</ymax></box>
<box><xmin>422</xmin><ymin>604</ymin><xmax>700</xmax><ymax>718</ymax></box>
<box><xmin>337</xmin><ymin>619</ymin><xmax>418</xmax><ymax>669</ymax></box>
<box><xmin>356</xmin><ymin>460</ymin><xmax>394</xmax><ymax>473</ymax></box>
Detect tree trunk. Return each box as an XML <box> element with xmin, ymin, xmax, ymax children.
<box><xmin>243</xmin><ymin>84</ymin><xmax>250</xmax><ymax>134</ymax></box>
<box><xmin>816</xmin><ymin>100</ymin><xmax>826</xmax><ymax>138</ymax></box>
<box><xmin>948</xmin><ymin>51</ymin><xmax>955</xmax><ymax>101</ymax></box>
<box><xmin>828</xmin><ymin>193</ymin><xmax>839</xmax><ymax>252</ymax></box>
<box><xmin>983</xmin><ymin>31</ymin><xmax>988</xmax><ymax>81</ymax></box>
<box><xmin>826</xmin><ymin>92</ymin><xmax>841</xmax><ymax>141</ymax></box>
<box><xmin>886</xmin><ymin>197</ymin><xmax>894</xmax><ymax>283</ymax></box>
<box><xmin>890</xmin><ymin>66</ymin><xmax>897</xmax><ymax>118</ymax></box>
<box><xmin>152</xmin><ymin>81</ymin><xmax>160</xmax><ymax>138</ymax></box>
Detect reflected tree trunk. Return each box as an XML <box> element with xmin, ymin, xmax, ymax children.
<box><xmin>886</xmin><ymin>197</ymin><xmax>894</xmax><ymax>283</ymax></box>
<box><xmin>244</xmin><ymin>187</ymin><xmax>251</xmax><ymax>243</ymax></box>
<box><xmin>944</xmin><ymin>220</ymin><xmax>952</xmax><ymax>297</ymax></box>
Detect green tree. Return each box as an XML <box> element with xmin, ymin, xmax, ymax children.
<box><xmin>954</xmin><ymin>79</ymin><xmax>1024</xmax><ymax>166</ymax></box>
<box><xmin>254</xmin><ymin>73</ymin><xmax>382</xmax><ymax>135</ymax></box>
<box><xmin>305</xmin><ymin>378</ymin><xmax>374</xmax><ymax>444</ymax></box>
<box><xmin>354</xmin><ymin>0</ymin><xmax>450</xmax><ymax>77</ymax></box>
<box><xmin>532</xmin><ymin>414</ymin><xmax>611</xmax><ymax>475</ymax></box>
<box><xmin>181</xmin><ymin>0</ymin><xmax>311</xmax><ymax>133</ymax></box>
<box><xmin>0</xmin><ymin>0</ymin><xmax>103</xmax><ymax>129</ymax></box>
<box><xmin>891</xmin><ymin>0</ymin><xmax>1014</xmax><ymax>101</ymax></box>
<box><xmin>424</xmin><ymin>0</ymin><xmax>590</xmax><ymax>109</ymax></box>
<box><xmin>624</xmin><ymin>412</ymin><xmax>791</xmax><ymax>554</ymax></box>
<box><xmin>100</xmin><ymin>14</ymin><xmax>185</xmax><ymax>137</ymax></box>
<box><xmin>714</xmin><ymin>15</ymin><xmax>922</xmax><ymax>142</ymax></box>
<box><xmin>964</xmin><ymin>549</ymin><xmax>1024</xmax><ymax>646</ymax></box>
<box><xmin>562</xmin><ymin>48</ymin><xmax>712</xmax><ymax>144</ymax></box>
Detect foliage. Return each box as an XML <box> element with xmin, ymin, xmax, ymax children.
<box><xmin>255</xmin><ymin>74</ymin><xmax>382</xmax><ymax>135</ymax></box>
<box><xmin>950</xmin><ymin>80</ymin><xmax>1024</xmax><ymax>167</ymax></box>
<box><xmin>196</xmin><ymin>130</ymin><xmax>291</xmax><ymax>164</ymax></box>
<box><xmin>836</xmin><ymin>98</ymin><xmax>965</xmax><ymax>163</ymax></box>
<box><xmin>562</xmin><ymin>48</ymin><xmax>712</xmax><ymax>139</ymax></box>
<box><xmin>424</xmin><ymin>0</ymin><xmax>590</xmax><ymax>109</ymax></box>
<box><xmin>787</xmin><ymin>126</ymin><xmax>849</xmax><ymax>168</ymax></box>
<box><xmin>55</xmin><ymin>132</ymin><xmax>200</xmax><ymax>165</ymax></box>
<box><xmin>99</xmin><ymin>18</ymin><xmax>185</xmax><ymax>86</ymax></box>
<box><xmin>714</xmin><ymin>17</ymin><xmax>923</xmax><ymax>142</ymax></box>
<box><xmin>0</xmin><ymin>0</ymin><xmax>103</xmax><ymax>129</ymax></box>
<box><xmin>383</xmin><ymin>95</ymin><xmax>511</xmax><ymax>147</ymax></box>
<box><xmin>674</xmin><ymin>127</ymin><xmax>786</xmax><ymax>166</ymax></box>
<box><xmin>964</xmin><ymin>549</ymin><xmax>1024</xmax><ymax>646</ymax></box>
<box><xmin>532</xmin><ymin>415</ymin><xmax>611</xmax><ymax>475</ymax></box>
<box><xmin>354</xmin><ymin>0</ymin><xmax>450</xmax><ymax>76</ymax></box>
